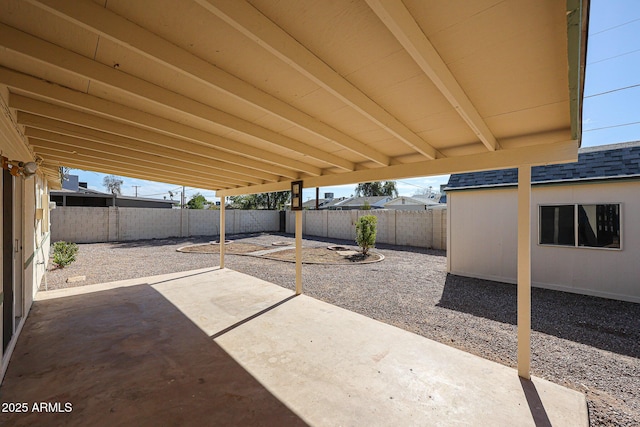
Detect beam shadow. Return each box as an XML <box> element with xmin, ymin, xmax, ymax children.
<box><xmin>519</xmin><ymin>378</ymin><xmax>552</xmax><ymax>427</ymax></box>
<box><xmin>437</xmin><ymin>274</ymin><xmax>640</xmax><ymax>358</ymax></box>
<box><xmin>0</xmin><ymin>285</ymin><xmax>308</xmax><ymax>426</ymax></box>
<box><xmin>211</xmin><ymin>294</ymin><xmax>298</xmax><ymax>339</ymax></box>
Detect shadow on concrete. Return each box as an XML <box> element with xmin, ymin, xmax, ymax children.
<box><xmin>0</xmin><ymin>285</ymin><xmax>308</xmax><ymax>426</ymax></box>
<box><xmin>211</xmin><ymin>295</ymin><xmax>297</xmax><ymax>339</ymax></box>
<box><xmin>437</xmin><ymin>274</ymin><xmax>640</xmax><ymax>358</ymax></box>
<box><xmin>519</xmin><ymin>378</ymin><xmax>553</xmax><ymax>427</ymax></box>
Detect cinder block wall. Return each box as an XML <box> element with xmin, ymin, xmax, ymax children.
<box><xmin>118</xmin><ymin>208</ymin><xmax>181</xmax><ymax>240</ymax></box>
<box><xmin>50</xmin><ymin>207</ymin><xmax>109</xmax><ymax>243</ymax></box>
<box><xmin>51</xmin><ymin>207</ymin><xmax>445</xmax><ymax>248</ymax></box>
<box><xmin>51</xmin><ymin>208</ymin><xmax>280</xmax><ymax>242</ymax></box>
<box><xmin>285</xmin><ymin>209</ymin><xmax>447</xmax><ymax>249</ymax></box>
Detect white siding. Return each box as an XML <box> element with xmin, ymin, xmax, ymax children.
<box><xmin>448</xmin><ymin>181</ymin><xmax>640</xmax><ymax>303</ymax></box>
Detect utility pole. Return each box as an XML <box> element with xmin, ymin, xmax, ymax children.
<box><xmin>132</xmin><ymin>185</ymin><xmax>140</xmax><ymax>197</ymax></box>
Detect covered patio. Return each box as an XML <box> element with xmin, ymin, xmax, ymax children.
<box><xmin>1</xmin><ymin>0</ymin><xmax>590</xmax><ymax>423</ymax></box>
<box><xmin>2</xmin><ymin>268</ymin><xmax>587</xmax><ymax>426</ymax></box>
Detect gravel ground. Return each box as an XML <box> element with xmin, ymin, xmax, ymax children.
<box><xmin>44</xmin><ymin>233</ymin><xmax>640</xmax><ymax>426</ymax></box>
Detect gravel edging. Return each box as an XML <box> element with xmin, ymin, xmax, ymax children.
<box><xmin>43</xmin><ymin>233</ymin><xmax>640</xmax><ymax>426</ymax></box>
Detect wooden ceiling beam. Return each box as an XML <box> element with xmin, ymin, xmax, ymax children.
<box><xmin>0</xmin><ymin>23</ymin><xmax>355</xmax><ymax>171</ymax></box>
<box><xmin>217</xmin><ymin>140</ymin><xmax>578</xmax><ymax>197</ymax></box>
<box><xmin>32</xmin><ymin>141</ymin><xmax>245</xmax><ymax>188</ymax></box>
<box><xmin>366</xmin><ymin>0</ymin><xmax>498</xmax><ymax>152</ymax></box>
<box><xmin>27</xmin><ymin>0</ymin><xmax>391</xmax><ymax>167</ymax></box>
<box><xmin>196</xmin><ymin>0</ymin><xmax>441</xmax><ymax>160</ymax></box>
<box><xmin>26</xmin><ymin>129</ymin><xmax>256</xmax><ymax>186</ymax></box>
<box><xmin>10</xmin><ymin>96</ymin><xmax>289</xmax><ymax>181</ymax></box>
<box><xmin>0</xmin><ymin>67</ymin><xmax>322</xmax><ymax>176</ymax></box>
<box><xmin>17</xmin><ymin>112</ymin><xmax>277</xmax><ymax>184</ymax></box>
<box><xmin>35</xmin><ymin>151</ymin><xmax>231</xmax><ymax>190</ymax></box>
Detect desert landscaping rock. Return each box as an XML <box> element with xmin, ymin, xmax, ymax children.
<box><xmin>43</xmin><ymin>233</ymin><xmax>639</xmax><ymax>426</ymax></box>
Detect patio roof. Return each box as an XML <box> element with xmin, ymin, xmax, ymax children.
<box><xmin>0</xmin><ymin>0</ymin><xmax>588</xmax><ymax>195</ymax></box>
<box><xmin>0</xmin><ymin>0</ymin><xmax>590</xmax><ymax>384</ymax></box>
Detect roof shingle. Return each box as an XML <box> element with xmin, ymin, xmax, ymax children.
<box><xmin>446</xmin><ymin>141</ymin><xmax>640</xmax><ymax>190</ymax></box>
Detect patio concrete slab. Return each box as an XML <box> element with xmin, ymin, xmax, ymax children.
<box><xmin>2</xmin><ymin>268</ymin><xmax>587</xmax><ymax>426</ymax></box>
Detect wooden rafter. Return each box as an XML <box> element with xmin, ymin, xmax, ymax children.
<box><xmin>196</xmin><ymin>0</ymin><xmax>442</xmax><ymax>160</ymax></box>
<box><xmin>26</xmin><ymin>0</ymin><xmax>393</xmax><ymax>167</ymax></box>
<box><xmin>366</xmin><ymin>0</ymin><xmax>498</xmax><ymax>151</ymax></box>
<box><xmin>11</xmin><ymin>96</ymin><xmax>293</xmax><ymax>181</ymax></box>
<box><xmin>0</xmin><ymin>23</ymin><xmax>356</xmax><ymax>171</ymax></box>
<box><xmin>0</xmin><ymin>68</ymin><xmax>323</xmax><ymax>176</ymax></box>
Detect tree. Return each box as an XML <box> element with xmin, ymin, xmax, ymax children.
<box><xmin>355</xmin><ymin>215</ymin><xmax>377</xmax><ymax>256</ymax></box>
<box><xmin>103</xmin><ymin>175</ymin><xmax>123</xmax><ymax>195</ymax></box>
<box><xmin>187</xmin><ymin>193</ymin><xmax>207</xmax><ymax>209</ymax></box>
<box><xmin>229</xmin><ymin>191</ymin><xmax>290</xmax><ymax>210</ymax></box>
<box><xmin>355</xmin><ymin>181</ymin><xmax>398</xmax><ymax>197</ymax></box>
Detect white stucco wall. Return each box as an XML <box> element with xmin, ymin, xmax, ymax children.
<box><xmin>448</xmin><ymin>181</ymin><xmax>640</xmax><ymax>303</ymax></box>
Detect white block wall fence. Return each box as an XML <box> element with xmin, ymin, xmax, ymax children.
<box><xmin>286</xmin><ymin>209</ymin><xmax>447</xmax><ymax>250</ymax></box>
<box><xmin>51</xmin><ymin>207</ymin><xmax>447</xmax><ymax>249</ymax></box>
<box><xmin>51</xmin><ymin>207</ymin><xmax>280</xmax><ymax>243</ymax></box>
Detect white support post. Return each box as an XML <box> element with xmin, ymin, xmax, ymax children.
<box><xmin>295</xmin><ymin>210</ymin><xmax>302</xmax><ymax>295</ymax></box>
<box><xmin>517</xmin><ymin>165</ymin><xmax>531</xmax><ymax>379</ymax></box>
<box><xmin>219</xmin><ymin>196</ymin><xmax>225</xmax><ymax>269</ymax></box>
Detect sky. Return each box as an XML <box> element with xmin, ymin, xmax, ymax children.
<box><xmin>68</xmin><ymin>0</ymin><xmax>640</xmax><ymax>203</ymax></box>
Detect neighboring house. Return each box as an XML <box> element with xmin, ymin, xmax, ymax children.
<box><xmin>50</xmin><ymin>175</ymin><xmax>177</xmax><ymax>209</ymax></box>
<box><xmin>446</xmin><ymin>141</ymin><xmax>640</xmax><ymax>303</ymax></box>
<box><xmin>384</xmin><ymin>195</ymin><xmax>444</xmax><ymax>211</ymax></box>
<box><xmin>327</xmin><ymin>196</ymin><xmax>392</xmax><ymax>210</ymax></box>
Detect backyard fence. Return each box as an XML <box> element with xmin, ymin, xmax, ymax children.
<box><xmin>51</xmin><ymin>207</ymin><xmax>280</xmax><ymax>243</ymax></box>
<box><xmin>51</xmin><ymin>207</ymin><xmax>447</xmax><ymax>250</ymax></box>
<box><xmin>286</xmin><ymin>209</ymin><xmax>446</xmax><ymax>250</ymax></box>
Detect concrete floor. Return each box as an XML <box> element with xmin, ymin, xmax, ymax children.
<box><xmin>1</xmin><ymin>268</ymin><xmax>588</xmax><ymax>426</ymax></box>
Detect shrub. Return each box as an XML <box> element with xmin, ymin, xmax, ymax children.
<box><xmin>361</xmin><ymin>200</ymin><xmax>371</xmax><ymax>210</ymax></box>
<box><xmin>355</xmin><ymin>215</ymin><xmax>377</xmax><ymax>256</ymax></box>
<box><xmin>52</xmin><ymin>241</ymin><xmax>79</xmax><ymax>268</ymax></box>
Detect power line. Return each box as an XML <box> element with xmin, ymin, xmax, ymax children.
<box><xmin>584</xmin><ymin>83</ymin><xmax>640</xmax><ymax>98</ymax></box>
<box><xmin>590</xmin><ymin>17</ymin><xmax>640</xmax><ymax>36</ymax></box>
<box><xmin>139</xmin><ymin>186</ymin><xmax>182</xmax><ymax>197</ymax></box>
<box><xmin>584</xmin><ymin>120</ymin><xmax>640</xmax><ymax>132</ymax></box>
<box><xmin>588</xmin><ymin>47</ymin><xmax>640</xmax><ymax>65</ymax></box>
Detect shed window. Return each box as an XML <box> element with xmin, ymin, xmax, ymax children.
<box><xmin>539</xmin><ymin>204</ymin><xmax>621</xmax><ymax>249</ymax></box>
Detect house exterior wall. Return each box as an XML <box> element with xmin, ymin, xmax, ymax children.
<box><xmin>51</xmin><ymin>208</ymin><xmax>280</xmax><ymax>242</ymax></box>
<box><xmin>448</xmin><ymin>181</ymin><xmax>640</xmax><ymax>303</ymax></box>
<box><xmin>286</xmin><ymin>209</ymin><xmax>447</xmax><ymax>250</ymax></box>
<box><xmin>1</xmin><ymin>170</ymin><xmax>51</xmax><ymax>382</ymax></box>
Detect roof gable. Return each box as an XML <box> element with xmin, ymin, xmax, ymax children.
<box><xmin>446</xmin><ymin>142</ymin><xmax>640</xmax><ymax>190</ymax></box>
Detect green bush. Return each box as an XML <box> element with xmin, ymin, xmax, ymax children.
<box><xmin>52</xmin><ymin>241</ymin><xmax>79</xmax><ymax>268</ymax></box>
<box><xmin>355</xmin><ymin>215</ymin><xmax>377</xmax><ymax>256</ymax></box>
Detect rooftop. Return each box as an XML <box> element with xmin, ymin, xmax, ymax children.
<box><xmin>446</xmin><ymin>141</ymin><xmax>640</xmax><ymax>190</ymax></box>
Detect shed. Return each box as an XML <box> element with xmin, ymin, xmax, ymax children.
<box><xmin>446</xmin><ymin>141</ymin><xmax>640</xmax><ymax>303</ymax></box>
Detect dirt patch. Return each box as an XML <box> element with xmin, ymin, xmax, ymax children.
<box><xmin>177</xmin><ymin>243</ymin><xmax>266</xmax><ymax>254</ymax></box>
<box><xmin>263</xmin><ymin>247</ymin><xmax>383</xmax><ymax>264</ymax></box>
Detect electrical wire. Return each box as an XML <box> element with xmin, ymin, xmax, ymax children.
<box><xmin>590</xmin><ymin>17</ymin><xmax>640</xmax><ymax>36</ymax></box>
<box><xmin>584</xmin><ymin>83</ymin><xmax>640</xmax><ymax>98</ymax></box>
<box><xmin>583</xmin><ymin>120</ymin><xmax>640</xmax><ymax>132</ymax></box>
<box><xmin>588</xmin><ymin>47</ymin><xmax>640</xmax><ymax>65</ymax></box>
